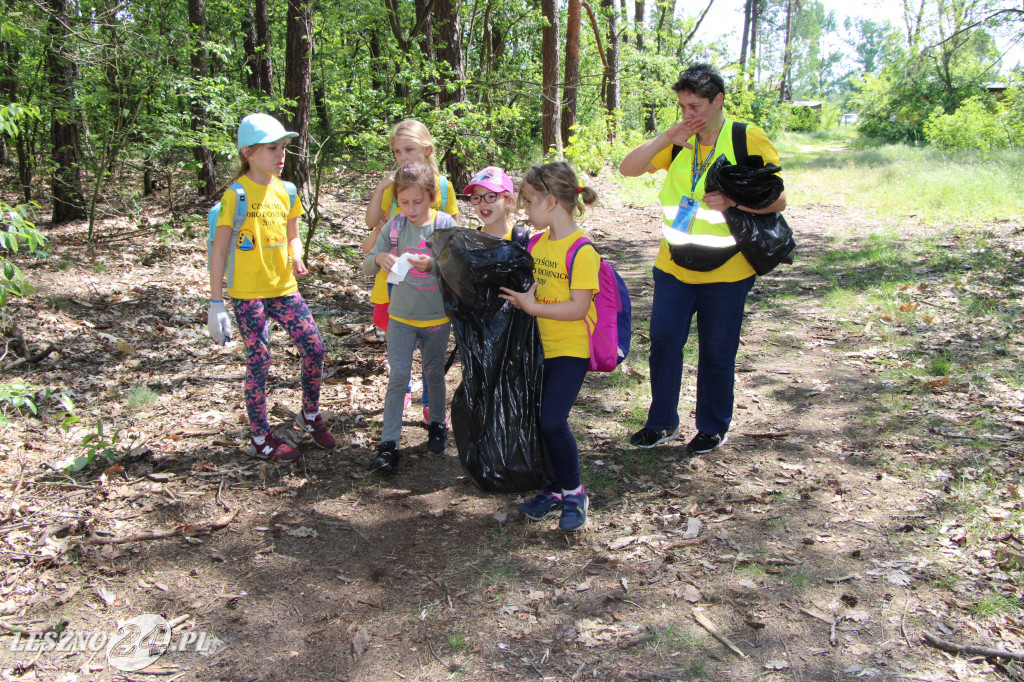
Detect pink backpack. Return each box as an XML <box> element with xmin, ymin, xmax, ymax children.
<box><xmin>527</xmin><ymin>234</ymin><xmax>632</xmax><ymax>372</ymax></box>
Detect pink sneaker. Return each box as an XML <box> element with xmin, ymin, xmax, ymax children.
<box><xmin>251</xmin><ymin>433</ymin><xmax>299</xmax><ymax>462</ymax></box>
<box><xmin>294</xmin><ymin>412</ymin><xmax>337</xmax><ymax>450</ymax></box>
<box><xmin>403</xmin><ymin>392</ymin><xmax>412</xmax><ymax>410</ymax></box>
<box><xmin>422</xmin><ymin>406</ymin><xmax>450</xmax><ymax>427</ymax></box>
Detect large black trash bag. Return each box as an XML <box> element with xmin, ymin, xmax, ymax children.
<box><xmin>704</xmin><ymin>155</ymin><xmax>795</xmax><ymax>276</ymax></box>
<box><xmin>432</xmin><ymin>227</ymin><xmax>552</xmax><ymax>493</ymax></box>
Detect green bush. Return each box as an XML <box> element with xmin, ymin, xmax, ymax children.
<box><xmin>787</xmin><ymin>104</ymin><xmax>821</xmax><ymax>132</ymax></box>
<box><xmin>924</xmin><ymin>97</ymin><xmax>1006</xmax><ymax>153</ymax></box>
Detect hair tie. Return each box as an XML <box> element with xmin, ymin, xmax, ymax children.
<box><xmin>577</xmin><ymin>186</ymin><xmax>584</xmax><ymax>195</ymax></box>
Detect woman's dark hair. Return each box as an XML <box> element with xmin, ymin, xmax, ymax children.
<box><xmin>519</xmin><ymin>161</ymin><xmax>597</xmax><ymax>216</ymax></box>
<box><xmin>671</xmin><ymin>63</ymin><xmax>725</xmax><ymax>101</ymax></box>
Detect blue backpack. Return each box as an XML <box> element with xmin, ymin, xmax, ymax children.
<box><xmin>207</xmin><ymin>180</ymin><xmax>297</xmax><ymax>288</ymax></box>
<box><xmin>527</xmin><ymin>233</ymin><xmax>632</xmax><ymax>372</ymax></box>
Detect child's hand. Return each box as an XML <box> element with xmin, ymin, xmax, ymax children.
<box><xmin>292</xmin><ymin>255</ymin><xmax>309</xmax><ymax>278</ymax></box>
<box><xmin>376</xmin><ymin>171</ymin><xmax>396</xmax><ymax>191</ymax></box>
<box><xmin>498</xmin><ymin>283</ymin><xmax>538</xmax><ymax>315</ymax></box>
<box><xmin>407</xmin><ymin>254</ymin><xmax>433</xmax><ymax>272</ymax></box>
<box><xmin>375</xmin><ymin>252</ymin><xmax>398</xmax><ymax>273</ymax></box>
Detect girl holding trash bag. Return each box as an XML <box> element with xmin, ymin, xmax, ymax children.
<box><xmin>208</xmin><ymin>113</ymin><xmax>335</xmax><ymax>462</ymax></box>
<box><xmin>362</xmin><ymin>164</ymin><xmax>458</xmax><ymax>474</ymax></box>
<box><xmin>618</xmin><ymin>63</ymin><xmax>786</xmax><ymax>456</ymax></box>
<box><xmin>499</xmin><ymin>162</ymin><xmax>599</xmax><ymax>533</ymax></box>
<box><xmin>363</xmin><ymin>120</ymin><xmax>459</xmax><ymax>424</ymax></box>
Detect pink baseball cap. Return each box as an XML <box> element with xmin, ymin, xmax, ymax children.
<box><xmin>464</xmin><ymin>166</ymin><xmax>514</xmax><ymax>195</ymax></box>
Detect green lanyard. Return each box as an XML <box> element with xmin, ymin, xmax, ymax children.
<box><xmin>690</xmin><ymin>136</ymin><xmax>717</xmax><ymax>197</ymax></box>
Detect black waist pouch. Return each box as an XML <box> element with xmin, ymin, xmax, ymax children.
<box><xmin>668</xmin><ymin>243</ymin><xmax>741</xmax><ymax>271</ymax></box>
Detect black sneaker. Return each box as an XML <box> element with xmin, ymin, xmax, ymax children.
<box><xmin>628</xmin><ymin>426</ymin><xmax>680</xmax><ymax>449</ymax></box>
<box><xmin>427</xmin><ymin>422</ymin><xmax>448</xmax><ymax>454</ymax></box>
<box><xmin>370</xmin><ymin>441</ymin><xmax>401</xmax><ymax>473</ymax></box>
<box><xmin>687</xmin><ymin>431</ymin><xmax>727</xmax><ymax>454</ymax></box>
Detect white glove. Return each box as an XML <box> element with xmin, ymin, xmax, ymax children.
<box><xmin>207</xmin><ymin>300</ymin><xmax>232</xmax><ymax>345</ymax></box>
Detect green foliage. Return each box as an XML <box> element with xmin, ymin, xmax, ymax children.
<box><xmin>57</xmin><ymin>422</ymin><xmax>123</xmax><ymax>474</ymax></box>
<box><xmin>127</xmin><ymin>386</ymin><xmax>159</xmax><ymax>410</ymax></box>
<box><xmin>724</xmin><ymin>80</ymin><xmax>787</xmax><ymax>138</ymax></box>
<box><xmin>786</xmin><ymin>104</ymin><xmax>821</xmax><ymax>132</ymax></box>
<box><xmin>924</xmin><ymin>97</ymin><xmax>1003</xmax><ymax>153</ymax></box>
<box><xmin>564</xmin><ymin>123</ymin><xmax>617</xmax><ymax>176</ymax></box>
<box><xmin>0</xmin><ymin>381</ymin><xmax>41</xmax><ymax>426</ymax></box>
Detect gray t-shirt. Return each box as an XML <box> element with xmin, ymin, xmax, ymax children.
<box><xmin>361</xmin><ymin>211</ymin><xmax>456</xmax><ymax>322</ymax></box>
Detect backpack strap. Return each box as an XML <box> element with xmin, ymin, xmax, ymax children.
<box><xmin>564</xmin><ymin>237</ymin><xmax>597</xmax><ymax>288</ymax></box>
<box><xmin>439</xmin><ymin>176</ymin><xmax>449</xmax><ymax>210</ymax></box>
<box><xmin>511</xmin><ymin>225</ymin><xmax>530</xmax><ymax>247</ymax></box>
<box><xmin>224</xmin><ymin>181</ymin><xmax>247</xmax><ymax>288</ymax></box>
<box><xmin>731</xmin><ymin>121</ymin><xmax>748</xmax><ymax>161</ymax></box>
<box><xmin>526</xmin><ymin>232</ymin><xmax>544</xmax><ymax>253</ymax></box>
<box><xmin>389</xmin><ymin>214</ymin><xmax>405</xmax><ymax>256</ymax></box>
<box><xmin>281</xmin><ymin>180</ymin><xmax>298</xmax><ymax>212</ymax></box>
<box><xmin>671</xmin><ymin>144</ymin><xmax>683</xmax><ymax>162</ymax></box>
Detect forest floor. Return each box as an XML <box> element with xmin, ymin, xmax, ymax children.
<box><xmin>0</xmin><ymin>154</ymin><xmax>1022</xmax><ymax>682</ymax></box>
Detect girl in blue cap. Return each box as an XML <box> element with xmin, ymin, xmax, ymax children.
<box><xmin>208</xmin><ymin>113</ymin><xmax>335</xmax><ymax>461</ymax></box>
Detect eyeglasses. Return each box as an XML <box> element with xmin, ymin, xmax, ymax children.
<box><xmin>530</xmin><ymin>166</ymin><xmax>552</xmax><ymax>195</ymax></box>
<box><xmin>469</xmin><ymin>192</ymin><xmax>500</xmax><ymax>205</ymax></box>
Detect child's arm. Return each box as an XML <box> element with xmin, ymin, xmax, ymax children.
<box><xmin>208</xmin><ymin>225</ymin><xmax>234</xmax><ymax>344</ymax></box>
<box><xmin>361</xmin><ymin>220</ymin><xmax>397</xmax><ymax>275</ymax></box>
<box><xmin>364</xmin><ymin>171</ymin><xmax>396</xmax><ymax>230</ymax></box>
<box><xmin>360</xmin><ymin>223</ymin><xmax>384</xmax><ymax>255</ymax></box>
<box><xmin>498</xmin><ymin>285</ymin><xmax>594</xmax><ymax>321</ymax></box>
<box><xmin>287</xmin><ymin>216</ymin><xmax>308</xmax><ymax>278</ymax></box>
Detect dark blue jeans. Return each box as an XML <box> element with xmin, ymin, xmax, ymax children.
<box><xmin>540</xmin><ymin>356</ymin><xmax>589</xmax><ymax>491</ymax></box>
<box><xmin>646</xmin><ymin>268</ymin><xmax>754</xmax><ymax>436</ymax></box>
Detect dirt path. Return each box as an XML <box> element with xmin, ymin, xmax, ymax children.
<box><xmin>0</xmin><ymin>173</ymin><xmax>1022</xmax><ymax>681</ymax></box>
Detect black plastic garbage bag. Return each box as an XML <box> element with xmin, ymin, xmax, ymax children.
<box><xmin>704</xmin><ymin>155</ymin><xmax>795</xmax><ymax>275</ymax></box>
<box><xmin>704</xmin><ymin>154</ymin><xmax>784</xmax><ymax>210</ymax></box>
<box><xmin>432</xmin><ymin>227</ymin><xmax>552</xmax><ymax>493</ymax></box>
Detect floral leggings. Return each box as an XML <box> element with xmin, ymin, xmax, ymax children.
<box><xmin>233</xmin><ymin>293</ymin><xmax>324</xmax><ymax>437</ymax></box>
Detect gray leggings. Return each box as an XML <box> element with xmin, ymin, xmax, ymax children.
<box><xmin>383</xmin><ymin>319</ymin><xmax>450</xmax><ymax>443</ymax></box>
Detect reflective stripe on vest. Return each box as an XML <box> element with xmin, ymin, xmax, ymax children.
<box><xmin>658</xmin><ymin>117</ymin><xmax>738</xmax><ymax>247</ymax></box>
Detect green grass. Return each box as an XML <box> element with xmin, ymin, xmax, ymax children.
<box><xmin>127</xmin><ymin>386</ymin><xmax>158</xmax><ymax>410</ymax></box>
<box><xmin>970</xmin><ymin>593</ymin><xmax>1024</xmax><ymax>618</ymax></box>
<box><xmin>779</xmin><ymin>132</ymin><xmax>1024</xmax><ymax>223</ymax></box>
<box><xmin>446</xmin><ymin>632</ymin><xmax>467</xmax><ymax>653</ymax></box>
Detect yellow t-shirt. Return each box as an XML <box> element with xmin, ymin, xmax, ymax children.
<box><xmin>531</xmin><ymin>228</ymin><xmax>600</xmax><ymax>359</ymax></box>
<box><xmin>370</xmin><ymin>173</ymin><xmax>459</xmax><ymax>304</ymax></box>
<box><xmin>648</xmin><ymin>125</ymin><xmax>780</xmax><ymax>284</ymax></box>
<box><xmin>218</xmin><ymin>175</ymin><xmax>303</xmax><ymax>300</ymax></box>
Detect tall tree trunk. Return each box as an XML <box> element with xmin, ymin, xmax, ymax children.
<box><xmin>254</xmin><ymin>0</ymin><xmax>273</xmax><ymax>95</ymax></box>
<box><xmin>603</xmin><ymin>0</ymin><xmax>620</xmax><ymax>141</ymax></box>
<box><xmin>541</xmin><ymin>0</ymin><xmax>561</xmax><ymax>155</ymax></box>
<box><xmin>779</xmin><ymin>0</ymin><xmax>794</xmax><ymax>102</ymax></box>
<box><xmin>188</xmin><ymin>0</ymin><xmax>216</xmax><ymax>197</ymax></box>
<box><xmin>415</xmin><ymin>0</ymin><xmax>438</xmax><ymax>106</ymax></box>
<box><xmin>1</xmin><ymin>0</ymin><xmax>27</xmax><ymax>197</ymax></box>
<box><xmin>44</xmin><ymin>0</ymin><xmax>86</xmax><ymax>223</ymax></box>
<box><xmin>634</xmin><ymin>0</ymin><xmax>645</xmax><ymax>51</ymax></box>
<box><xmin>739</xmin><ymin>0</ymin><xmax>751</xmax><ymax>73</ymax></box>
<box><xmin>655</xmin><ymin>0</ymin><xmax>675</xmax><ymax>53</ymax></box>
<box><xmin>435</xmin><ymin>0</ymin><xmax>468</xmax><ymax>187</ymax></box>
<box><xmin>561</xmin><ymin>0</ymin><xmax>581</xmax><ymax>147</ymax></box>
<box><xmin>311</xmin><ymin>36</ymin><xmax>330</xmax><ymax>138</ymax></box>
<box><xmin>283</xmin><ymin>0</ymin><xmax>312</xmax><ymax>191</ymax></box>
<box><xmin>369</xmin><ymin>31</ymin><xmax>384</xmax><ymax>92</ymax></box>
<box><xmin>750</xmin><ymin>0</ymin><xmax>761</xmax><ymax>84</ymax></box>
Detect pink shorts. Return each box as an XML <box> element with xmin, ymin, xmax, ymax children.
<box><xmin>372</xmin><ymin>302</ymin><xmax>389</xmax><ymax>331</ymax></box>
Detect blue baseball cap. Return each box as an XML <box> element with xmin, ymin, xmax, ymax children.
<box><xmin>237</xmin><ymin>113</ymin><xmax>298</xmax><ymax>149</ymax></box>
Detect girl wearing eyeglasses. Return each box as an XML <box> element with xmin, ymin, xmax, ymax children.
<box><xmin>464</xmin><ymin>166</ymin><xmax>530</xmax><ymax>247</ymax></box>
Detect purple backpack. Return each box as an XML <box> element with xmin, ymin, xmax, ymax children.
<box><xmin>527</xmin><ymin>233</ymin><xmax>632</xmax><ymax>372</ymax></box>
